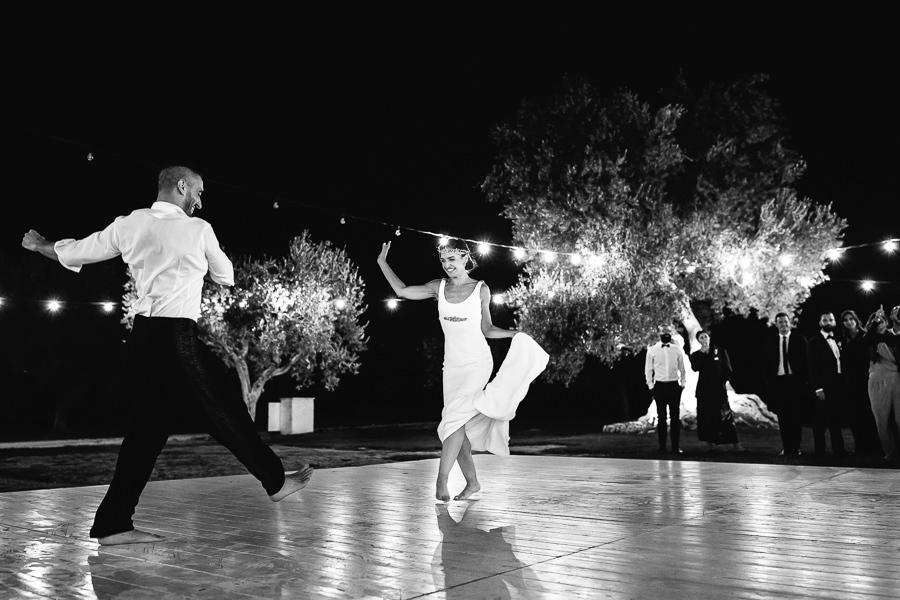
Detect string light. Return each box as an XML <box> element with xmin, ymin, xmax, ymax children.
<box><xmin>22</xmin><ymin>127</ymin><xmax>900</xmax><ymax>321</ymax></box>
<box><xmin>334</xmin><ymin>298</ymin><xmax>347</xmax><ymax>310</ymax></box>
<box><xmin>492</xmin><ymin>294</ymin><xmax>504</xmax><ymax>305</ymax></box>
<box><xmin>824</xmin><ymin>238</ymin><xmax>899</xmax><ymax>257</ymax></box>
<box><xmin>102</xmin><ymin>302</ymin><xmax>115</xmax><ymax>313</ymax></box>
<box><xmin>588</xmin><ymin>254</ymin><xmax>606</xmax><ymax>268</ymax></box>
<box><xmin>21</xmin><ymin>121</ymin><xmax>898</xmax><ymax>270</ymax></box>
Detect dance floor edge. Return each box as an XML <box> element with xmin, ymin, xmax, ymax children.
<box><xmin>2</xmin><ymin>455</ymin><xmax>899</xmax><ymax>599</ymax></box>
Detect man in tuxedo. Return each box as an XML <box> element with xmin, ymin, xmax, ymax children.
<box><xmin>807</xmin><ymin>312</ymin><xmax>848</xmax><ymax>457</ymax></box>
<box><xmin>764</xmin><ymin>312</ymin><xmax>808</xmax><ymax>456</ymax></box>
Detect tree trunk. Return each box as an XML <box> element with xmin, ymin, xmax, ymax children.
<box><xmin>234</xmin><ymin>360</ymin><xmax>258</xmax><ymax>421</ymax></box>
<box><xmin>233</xmin><ymin>357</ymin><xmax>290</xmax><ymax>423</ymax></box>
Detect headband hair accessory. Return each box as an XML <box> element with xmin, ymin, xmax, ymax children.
<box><xmin>438</xmin><ymin>247</ymin><xmax>468</xmax><ymax>258</ymax></box>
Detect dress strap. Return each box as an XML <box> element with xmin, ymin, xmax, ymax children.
<box><xmin>471</xmin><ymin>280</ymin><xmax>484</xmax><ymax>303</ymax></box>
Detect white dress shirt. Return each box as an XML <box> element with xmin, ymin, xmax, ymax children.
<box><xmin>645</xmin><ymin>342</ymin><xmax>685</xmax><ymax>388</ymax></box>
<box><xmin>820</xmin><ymin>330</ymin><xmax>841</xmax><ymax>375</ymax></box>
<box><xmin>777</xmin><ymin>332</ymin><xmax>792</xmax><ymax>376</ymax></box>
<box><xmin>54</xmin><ymin>201</ymin><xmax>234</xmax><ymax>321</ymax></box>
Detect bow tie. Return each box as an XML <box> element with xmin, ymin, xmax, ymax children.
<box><xmin>826</xmin><ymin>334</ymin><xmax>834</xmax><ymax>340</ymax></box>
<box><xmin>662</xmin><ymin>344</ymin><xmax>670</xmax><ymax>347</ymax></box>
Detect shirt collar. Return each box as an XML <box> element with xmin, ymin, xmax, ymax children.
<box><xmin>151</xmin><ymin>201</ymin><xmax>188</xmax><ymax>217</ymax></box>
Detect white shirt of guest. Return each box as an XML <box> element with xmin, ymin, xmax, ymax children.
<box><xmin>820</xmin><ymin>330</ymin><xmax>841</xmax><ymax>375</ymax></box>
<box><xmin>777</xmin><ymin>332</ymin><xmax>792</xmax><ymax>376</ymax></box>
<box><xmin>645</xmin><ymin>341</ymin><xmax>685</xmax><ymax>389</ymax></box>
<box><xmin>54</xmin><ymin>201</ymin><xmax>234</xmax><ymax>321</ymax></box>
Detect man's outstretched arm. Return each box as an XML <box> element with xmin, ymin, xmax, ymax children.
<box><xmin>22</xmin><ymin>230</ymin><xmax>60</xmax><ymax>262</ymax></box>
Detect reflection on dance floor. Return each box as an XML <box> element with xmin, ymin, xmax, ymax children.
<box><xmin>2</xmin><ymin>456</ymin><xmax>899</xmax><ymax>599</ymax></box>
<box><xmin>433</xmin><ymin>501</ymin><xmax>544</xmax><ymax>599</ymax></box>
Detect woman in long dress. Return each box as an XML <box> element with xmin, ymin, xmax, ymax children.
<box><xmin>690</xmin><ymin>330</ymin><xmax>745</xmax><ymax>451</ymax></box>
<box><xmin>377</xmin><ymin>239</ymin><xmax>547</xmax><ymax>502</ymax></box>
<box><xmin>864</xmin><ymin>307</ymin><xmax>900</xmax><ymax>462</ymax></box>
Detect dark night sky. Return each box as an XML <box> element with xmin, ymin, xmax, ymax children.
<box><xmin>3</xmin><ymin>7</ymin><xmax>899</xmax><ymax>353</ymax></box>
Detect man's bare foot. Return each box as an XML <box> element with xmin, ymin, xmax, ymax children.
<box><xmin>97</xmin><ymin>530</ymin><xmax>165</xmax><ymax>546</ymax></box>
<box><xmin>453</xmin><ymin>482</ymin><xmax>481</xmax><ymax>501</ymax></box>
<box><xmin>436</xmin><ymin>481</ymin><xmax>450</xmax><ymax>503</ymax></box>
<box><xmin>269</xmin><ymin>465</ymin><xmax>314</xmax><ymax>502</ymax></box>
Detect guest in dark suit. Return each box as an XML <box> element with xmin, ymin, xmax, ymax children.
<box><xmin>807</xmin><ymin>312</ymin><xmax>848</xmax><ymax>457</ymax></box>
<box><xmin>763</xmin><ymin>312</ymin><xmax>808</xmax><ymax>456</ymax></box>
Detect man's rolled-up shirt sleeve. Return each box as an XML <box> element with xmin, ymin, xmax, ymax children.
<box><xmin>204</xmin><ymin>225</ymin><xmax>234</xmax><ymax>286</ymax></box>
<box><xmin>54</xmin><ymin>221</ymin><xmax>121</xmax><ymax>273</ymax></box>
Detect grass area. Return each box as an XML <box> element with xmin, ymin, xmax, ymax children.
<box><xmin>0</xmin><ymin>420</ymin><xmax>894</xmax><ymax>493</ymax></box>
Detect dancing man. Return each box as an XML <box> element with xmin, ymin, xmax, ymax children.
<box><xmin>22</xmin><ymin>165</ymin><xmax>312</xmax><ymax>545</ymax></box>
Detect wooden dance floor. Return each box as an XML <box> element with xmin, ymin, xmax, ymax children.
<box><xmin>1</xmin><ymin>455</ymin><xmax>899</xmax><ymax>599</ymax></box>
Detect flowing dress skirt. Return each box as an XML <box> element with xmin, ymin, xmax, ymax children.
<box><xmin>437</xmin><ymin>333</ymin><xmax>550</xmax><ymax>456</ymax></box>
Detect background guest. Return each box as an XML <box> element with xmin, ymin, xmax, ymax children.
<box><xmin>645</xmin><ymin>325</ymin><xmax>687</xmax><ymax>454</ymax></box>
<box><xmin>840</xmin><ymin>310</ymin><xmax>882</xmax><ymax>456</ymax></box>
<box><xmin>864</xmin><ymin>307</ymin><xmax>900</xmax><ymax>462</ymax></box>
<box><xmin>807</xmin><ymin>312</ymin><xmax>848</xmax><ymax>458</ymax></box>
<box><xmin>691</xmin><ymin>330</ymin><xmax>745</xmax><ymax>452</ymax></box>
<box><xmin>763</xmin><ymin>312</ymin><xmax>808</xmax><ymax>457</ymax></box>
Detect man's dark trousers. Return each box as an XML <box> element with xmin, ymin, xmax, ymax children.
<box><xmin>769</xmin><ymin>375</ymin><xmax>804</xmax><ymax>454</ymax></box>
<box><xmin>90</xmin><ymin>316</ymin><xmax>286</xmax><ymax>538</ymax></box>
<box><xmin>653</xmin><ymin>381</ymin><xmax>683</xmax><ymax>451</ymax></box>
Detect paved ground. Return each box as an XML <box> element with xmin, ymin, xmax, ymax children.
<box><xmin>0</xmin><ymin>420</ymin><xmax>895</xmax><ymax>493</ymax></box>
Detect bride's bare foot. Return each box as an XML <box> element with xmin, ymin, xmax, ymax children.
<box><xmin>436</xmin><ymin>480</ymin><xmax>450</xmax><ymax>503</ymax></box>
<box><xmin>97</xmin><ymin>529</ymin><xmax>165</xmax><ymax>545</ymax></box>
<box><xmin>270</xmin><ymin>465</ymin><xmax>314</xmax><ymax>502</ymax></box>
<box><xmin>453</xmin><ymin>481</ymin><xmax>481</xmax><ymax>501</ymax></box>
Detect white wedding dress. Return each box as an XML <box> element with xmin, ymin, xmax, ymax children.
<box><xmin>435</xmin><ymin>280</ymin><xmax>549</xmax><ymax>455</ymax></box>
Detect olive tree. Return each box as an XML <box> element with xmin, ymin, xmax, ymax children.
<box><xmin>482</xmin><ymin>75</ymin><xmax>845</xmax><ymax>425</ymax></box>
<box><xmin>123</xmin><ymin>232</ymin><xmax>367</xmax><ymax>419</ymax></box>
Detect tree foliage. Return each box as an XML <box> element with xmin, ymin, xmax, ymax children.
<box><xmin>123</xmin><ymin>232</ymin><xmax>367</xmax><ymax>418</ymax></box>
<box><xmin>482</xmin><ymin>75</ymin><xmax>845</xmax><ymax>385</ymax></box>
